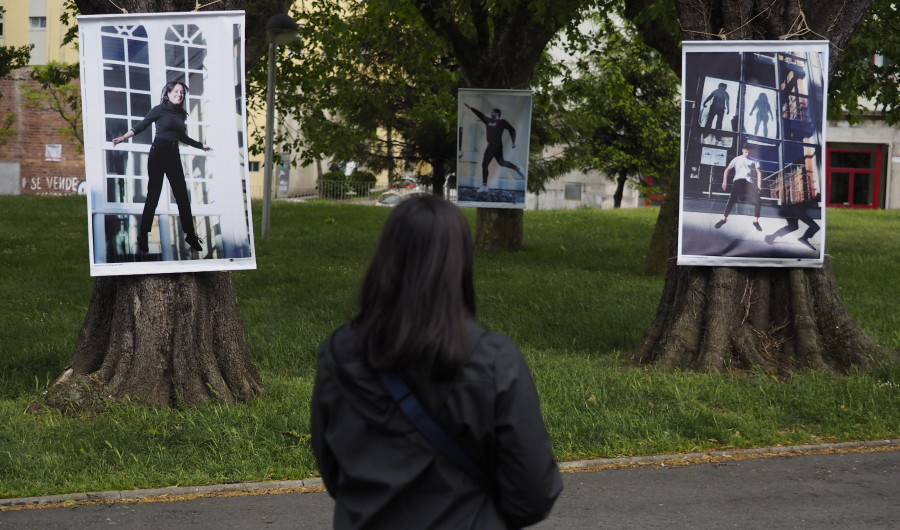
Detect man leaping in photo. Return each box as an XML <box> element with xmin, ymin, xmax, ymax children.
<box><xmin>715</xmin><ymin>144</ymin><xmax>763</xmax><ymax>231</ymax></box>
<box><xmin>464</xmin><ymin>103</ymin><xmax>525</xmax><ymax>192</ymax></box>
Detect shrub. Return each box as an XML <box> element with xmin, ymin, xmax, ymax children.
<box><xmin>349</xmin><ymin>170</ymin><xmax>377</xmax><ymax>195</ymax></box>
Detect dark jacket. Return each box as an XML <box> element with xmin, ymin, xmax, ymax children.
<box><xmin>310</xmin><ymin>319</ymin><xmax>562</xmax><ymax>529</ymax></box>
<box><xmin>131</xmin><ymin>102</ymin><xmax>204</xmax><ymax>149</ymax></box>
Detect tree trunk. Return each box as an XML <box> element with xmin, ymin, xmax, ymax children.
<box><xmin>634</xmin><ymin>0</ymin><xmax>898</xmax><ymax>373</ymax></box>
<box><xmin>33</xmin><ymin>0</ymin><xmax>271</xmax><ymax>412</ymax></box>
<box><xmin>632</xmin><ymin>255</ymin><xmax>895</xmax><ymax>372</ymax></box>
<box><xmin>643</xmin><ymin>174</ymin><xmax>680</xmax><ymax>275</ymax></box>
<box><xmin>613</xmin><ymin>170</ymin><xmax>627</xmax><ymax>208</ymax></box>
<box><xmin>429</xmin><ymin>154</ymin><xmax>448</xmax><ymax>197</ymax></box>
<box><xmin>475</xmin><ymin>208</ymin><xmax>524</xmax><ymax>251</ymax></box>
<box><xmin>38</xmin><ymin>273</ymin><xmax>262</xmax><ymax>410</ymax></box>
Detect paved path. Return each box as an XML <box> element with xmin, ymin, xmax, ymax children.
<box><xmin>2</xmin><ymin>442</ymin><xmax>899</xmax><ymax>529</ymax></box>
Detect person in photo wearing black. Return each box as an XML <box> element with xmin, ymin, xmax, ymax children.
<box><xmin>715</xmin><ymin>144</ymin><xmax>763</xmax><ymax>231</ymax></box>
<box><xmin>764</xmin><ymin>204</ymin><xmax>820</xmax><ymax>250</ymax></box>
<box><xmin>112</xmin><ymin>81</ymin><xmax>213</xmax><ymax>254</ymax></box>
<box><xmin>464</xmin><ymin>102</ymin><xmax>525</xmax><ymax>192</ymax></box>
<box><xmin>311</xmin><ymin>194</ymin><xmax>562</xmax><ymax>529</ymax></box>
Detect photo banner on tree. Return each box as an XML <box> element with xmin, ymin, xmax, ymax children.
<box><xmin>677</xmin><ymin>41</ymin><xmax>828</xmax><ymax>268</ymax></box>
<box><xmin>457</xmin><ymin>89</ymin><xmax>532</xmax><ymax>209</ymax></box>
<box><xmin>78</xmin><ymin>11</ymin><xmax>257</xmax><ymax>276</ymax></box>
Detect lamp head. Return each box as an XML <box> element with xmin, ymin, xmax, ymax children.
<box><xmin>267</xmin><ymin>14</ymin><xmax>299</xmax><ymax>46</ymax></box>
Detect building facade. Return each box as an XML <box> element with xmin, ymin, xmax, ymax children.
<box><xmin>0</xmin><ymin>0</ymin><xmax>79</xmax><ymax>65</ymax></box>
<box><xmin>0</xmin><ymin>0</ymin><xmax>83</xmax><ymax>195</ymax></box>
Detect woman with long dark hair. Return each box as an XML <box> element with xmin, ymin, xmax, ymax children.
<box><xmin>112</xmin><ymin>81</ymin><xmax>212</xmax><ymax>254</ymax></box>
<box><xmin>311</xmin><ymin>194</ymin><xmax>562</xmax><ymax>529</ymax></box>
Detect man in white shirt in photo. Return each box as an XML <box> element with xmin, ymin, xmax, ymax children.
<box><xmin>715</xmin><ymin>144</ymin><xmax>763</xmax><ymax>231</ymax></box>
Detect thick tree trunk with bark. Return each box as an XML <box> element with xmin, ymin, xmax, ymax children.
<box><xmin>475</xmin><ymin>208</ymin><xmax>524</xmax><ymax>250</ymax></box>
<box><xmin>633</xmin><ymin>252</ymin><xmax>895</xmax><ymax>372</ymax></box>
<box><xmin>33</xmin><ymin>0</ymin><xmax>285</xmax><ymax>411</ymax></box>
<box><xmin>39</xmin><ymin>273</ymin><xmax>262</xmax><ymax>410</ymax></box>
<box><xmin>635</xmin><ymin>0</ymin><xmax>898</xmax><ymax>372</ymax></box>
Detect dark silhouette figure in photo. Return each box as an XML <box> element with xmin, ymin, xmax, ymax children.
<box><xmin>703</xmin><ymin>82</ymin><xmax>730</xmax><ymax>130</ymax></box>
<box><xmin>311</xmin><ymin>194</ymin><xmax>561</xmax><ymax>528</ymax></box>
<box><xmin>112</xmin><ymin>81</ymin><xmax>213</xmax><ymax>254</ymax></box>
<box><xmin>764</xmin><ymin>150</ymin><xmax>821</xmax><ymax>254</ymax></box>
<box><xmin>764</xmin><ymin>214</ymin><xmax>819</xmax><ymax>250</ymax></box>
<box><xmin>749</xmin><ymin>93</ymin><xmax>774</xmax><ymax>137</ymax></box>
<box><xmin>715</xmin><ymin>144</ymin><xmax>763</xmax><ymax>231</ymax></box>
<box><xmin>464</xmin><ymin>103</ymin><xmax>525</xmax><ymax>192</ymax></box>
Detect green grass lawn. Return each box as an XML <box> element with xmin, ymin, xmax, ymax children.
<box><xmin>1</xmin><ymin>196</ymin><xmax>898</xmax><ymax>498</ymax></box>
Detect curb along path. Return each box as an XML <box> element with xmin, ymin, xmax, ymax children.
<box><xmin>3</xmin><ymin>439</ymin><xmax>897</xmax><ymax>511</ymax></box>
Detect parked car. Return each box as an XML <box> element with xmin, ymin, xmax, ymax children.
<box><xmin>376</xmin><ymin>192</ymin><xmax>404</xmax><ymax>207</ymax></box>
<box><xmin>376</xmin><ymin>190</ymin><xmax>424</xmax><ymax>207</ymax></box>
<box><xmin>390</xmin><ymin>177</ymin><xmax>419</xmax><ymax>190</ymax></box>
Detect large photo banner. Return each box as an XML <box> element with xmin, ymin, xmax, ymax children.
<box><xmin>677</xmin><ymin>41</ymin><xmax>828</xmax><ymax>267</ymax></box>
<box><xmin>78</xmin><ymin>11</ymin><xmax>256</xmax><ymax>276</ymax></box>
<box><xmin>457</xmin><ymin>89</ymin><xmax>532</xmax><ymax>209</ymax></box>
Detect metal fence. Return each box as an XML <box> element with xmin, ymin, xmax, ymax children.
<box><xmin>282</xmin><ymin>180</ymin><xmax>456</xmax><ymax>205</ymax></box>
<box><xmin>288</xmin><ymin>180</ymin><xmax>383</xmax><ymax>203</ymax></box>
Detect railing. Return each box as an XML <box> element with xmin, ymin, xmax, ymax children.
<box><xmin>273</xmin><ymin>180</ymin><xmax>455</xmax><ymax>204</ymax></box>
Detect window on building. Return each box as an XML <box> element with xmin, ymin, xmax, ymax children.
<box><xmin>30</xmin><ymin>17</ymin><xmax>47</xmax><ymax>29</ymax></box>
<box><xmin>1</xmin><ymin>12</ymin><xmax>5</xmax><ymax>38</ymax></box>
<box><xmin>564</xmin><ymin>183</ymin><xmax>582</xmax><ymax>201</ymax></box>
<box><xmin>248</xmin><ymin>161</ymin><xmax>260</xmax><ymax>172</ymax></box>
<box><xmin>826</xmin><ymin>144</ymin><xmax>883</xmax><ymax>209</ymax></box>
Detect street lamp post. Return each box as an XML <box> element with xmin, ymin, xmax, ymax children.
<box><xmin>262</xmin><ymin>13</ymin><xmax>299</xmax><ymax>240</ymax></box>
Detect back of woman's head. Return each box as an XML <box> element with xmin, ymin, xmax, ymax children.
<box><xmin>355</xmin><ymin>194</ymin><xmax>476</xmax><ymax>378</ymax></box>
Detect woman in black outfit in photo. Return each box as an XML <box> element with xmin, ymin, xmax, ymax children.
<box><xmin>112</xmin><ymin>81</ymin><xmax>212</xmax><ymax>254</ymax></box>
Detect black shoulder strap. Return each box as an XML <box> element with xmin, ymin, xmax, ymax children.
<box><xmin>378</xmin><ymin>370</ymin><xmax>494</xmax><ymax>492</ymax></box>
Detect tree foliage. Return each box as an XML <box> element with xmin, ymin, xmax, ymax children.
<box><xmin>20</xmin><ymin>62</ymin><xmax>84</xmax><ymax>153</ymax></box>
<box><xmin>829</xmin><ymin>0</ymin><xmax>900</xmax><ymax>125</ymax></box>
<box><xmin>256</xmin><ymin>0</ymin><xmax>601</xmax><ymax>198</ymax></box>
<box><xmin>251</xmin><ymin>0</ymin><xmax>460</xmax><ymax>193</ymax></box>
<box><xmin>552</xmin><ymin>14</ymin><xmax>680</xmax><ymax>207</ymax></box>
<box><xmin>0</xmin><ymin>46</ymin><xmax>32</xmax><ymax>81</ymax></box>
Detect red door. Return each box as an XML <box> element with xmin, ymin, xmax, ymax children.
<box><xmin>826</xmin><ymin>146</ymin><xmax>881</xmax><ymax>209</ymax></box>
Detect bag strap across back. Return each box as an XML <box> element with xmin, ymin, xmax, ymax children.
<box><xmin>378</xmin><ymin>370</ymin><xmax>494</xmax><ymax>492</ymax></box>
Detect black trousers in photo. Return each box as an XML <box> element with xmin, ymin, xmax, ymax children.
<box><xmin>481</xmin><ymin>142</ymin><xmax>520</xmax><ymax>185</ymax></box>
<box><xmin>723</xmin><ymin>179</ymin><xmax>761</xmax><ymax>219</ymax></box>
<box><xmin>140</xmin><ymin>139</ymin><xmax>196</xmax><ymax>236</ymax></box>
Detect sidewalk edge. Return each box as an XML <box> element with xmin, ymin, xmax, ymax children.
<box><xmin>3</xmin><ymin>439</ymin><xmax>898</xmax><ymax>509</ymax></box>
